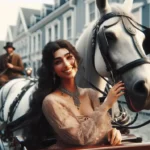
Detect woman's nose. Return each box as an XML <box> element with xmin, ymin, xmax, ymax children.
<box><xmin>63</xmin><ymin>59</ymin><xmax>70</xmax><ymax>67</ymax></box>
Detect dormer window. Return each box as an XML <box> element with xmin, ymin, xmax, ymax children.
<box><xmin>55</xmin><ymin>0</ymin><xmax>60</xmax><ymax>8</ymax></box>
<box><xmin>41</xmin><ymin>8</ymin><xmax>47</xmax><ymax>17</ymax></box>
<box><xmin>41</xmin><ymin>4</ymin><xmax>53</xmax><ymax>17</ymax></box>
<box><xmin>30</xmin><ymin>15</ymin><xmax>36</xmax><ymax>25</ymax></box>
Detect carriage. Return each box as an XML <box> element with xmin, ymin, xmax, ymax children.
<box><xmin>1</xmin><ymin>0</ymin><xmax>150</xmax><ymax>149</ymax></box>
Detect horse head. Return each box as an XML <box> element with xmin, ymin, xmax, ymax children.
<box><xmin>76</xmin><ymin>0</ymin><xmax>150</xmax><ymax>112</ymax></box>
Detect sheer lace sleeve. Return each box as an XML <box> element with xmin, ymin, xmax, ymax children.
<box><xmin>42</xmin><ymin>96</ymin><xmax>112</xmax><ymax>146</ymax></box>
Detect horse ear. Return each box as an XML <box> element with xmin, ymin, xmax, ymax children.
<box><xmin>96</xmin><ymin>0</ymin><xmax>111</xmax><ymax>15</ymax></box>
<box><xmin>123</xmin><ymin>0</ymin><xmax>133</xmax><ymax>12</ymax></box>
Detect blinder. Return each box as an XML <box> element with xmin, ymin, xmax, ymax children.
<box><xmin>143</xmin><ymin>27</ymin><xmax>150</xmax><ymax>55</ymax></box>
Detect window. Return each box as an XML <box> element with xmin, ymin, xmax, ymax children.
<box><xmin>33</xmin><ymin>62</ymin><xmax>36</xmax><ymax>77</ymax></box>
<box><xmin>85</xmin><ymin>0</ymin><xmax>98</xmax><ymax>26</ymax></box>
<box><xmin>54</xmin><ymin>24</ymin><xmax>58</xmax><ymax>40</ymax></box>
<box><xmin>48</xmin><ymin>28</ymin><xmax>52</xmax><ymax>41</ymax></box>
<box><xmin>33</xmin><ymin>36</ymin><xmax>36</xmax><ymax>51</ymax></box>
<box><xmin>45</xmin><ymin>19</ymin><xmax>60</xmax><ymax>44</ymax></box>
<box><xmin>67</xmin><ymin>16</ymin><xmax>71</xmax><ymax>39</ymax></box>
<box><xmin>30</xmin><ymin>15</ymin><xmax>36</xmax><ymax>25</ymax></box>
<box><xmin>89</xmin><ymin>2</ymin><xmax>95</xmax><ymax>22</ymax></box>
<box><xmin>55</xmin><ymin>0</ymin><xmax>60</xmax><ymax>7</ymax></box>
<box><xmin>63</xmin><ymin>10</ymin><xmax>75</xmax><ymax>43</ymax></box>
<box><xmin>38</xmin><ymin>33</ymin><xmax>41</xmax><ymax>50</ymax></box>
<box><xmin>31</xmin><ymin>35</ymin><xmax>36</xmax><ymax>53</ymax></box>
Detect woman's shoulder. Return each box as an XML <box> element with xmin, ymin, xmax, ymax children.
<box><xmin>79</xmin><ymin>87</ymin><xmax>100</xmax><ymax>106</ymax></box>
<box><xmin>43</xmin><ymin>91</ymin><xmax>61</xmax><ymax>105</ymax></box>
<box><xmin>78</xmin><ymin>87</ymin><xmax>98</xmax><ymax>96</ymax></box>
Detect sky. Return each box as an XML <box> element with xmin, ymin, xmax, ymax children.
<box><xmin>0</xmin><ymin>0</ymin><xmax>54</xmax><ymax>41</ymax></box>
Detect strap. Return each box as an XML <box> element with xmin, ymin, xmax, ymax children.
<box><xmin>116</xmin><ymin>58</ymin><xmax>150</xmax><ymax>74</ymax></box>
<box><xmin>8</xmin><ymin>80</ymin><xmax>35</xmax><ymax>122</ymax></box>
<box><xmin>78</xmin><ymin>66</ymin><xmax>108</xmax><ymax>96</ymax></box>
<box><xmin>0</xmin><ymin>122</ymin><xmax>7</xmax><ymax>130</ymax></box>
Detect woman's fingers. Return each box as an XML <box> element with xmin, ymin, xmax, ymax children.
<box><xmin>105</xmin><ymin>81</ymin><xmax>125</xmax><ymax>108</ymax></box>
<box><xmin>108</xmin><ymin>130</ymin><xmax>111</xmax><ymax>142</ymax></box>
<box><xmin>113</xmin><ymin>81</ymin><xmax>124</xmax><ymax>91</ymax></box>
<box><xmin>116</xmin><ymin>87</ymin><xmax>125</xmax><ymax>94</ymax></box>
<box><xmin>110</xmin><ymin>128</ymin><xmax>117</xmax><ymax>145</ymax></box>
<box><xmin>117</xmin><ymin>91</ymin><xmax>125</xmax><ymax>97</ymax></box>
<box><xmin>113</xmin><ymin>131</ymin><xmax>122</xmax><ymax>145</ymax></box>
<box><xmin>111</xmin><ymin>87</ymin><xmax>125</xmax><ymax>97</ymax></box>
<box><xmin>109</xmin><ymin>128</ymin><xmax>122</xmax><ymax>146</ymax></box>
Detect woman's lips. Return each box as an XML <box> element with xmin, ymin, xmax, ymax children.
<box><xmin>63</xmin><ymin>68</ymin><xmax>73</xmax><ymax>74</ymax></box>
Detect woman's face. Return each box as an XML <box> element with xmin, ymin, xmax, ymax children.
<box><xmin>53</xmin><ymin>48</ymin><xmax>78</xmax><ymax>79</ymax></box>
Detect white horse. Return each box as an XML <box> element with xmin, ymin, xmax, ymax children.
<box><xmin>0</xmin><ymin>0</ymin><xmax>150</xmax><ymax>149</ymax></box>
<box><xmin>76</xmin><ymin>0</ymin><xmax>150</xmax><ymax>112</ymax></box>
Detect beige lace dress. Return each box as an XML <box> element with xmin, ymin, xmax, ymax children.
<box><xmin>42</xmin><ymin>89</ymin><xmax>112</xmax><ymax>149</ymax></box>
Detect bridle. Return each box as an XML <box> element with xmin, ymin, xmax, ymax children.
<box><xmin>90</xmin><ymin>11</ymin><xmax>150</xmax><ymax>129</ymax></box>
<box><xmin>92</xmin><ymin>11</ymin><xmax>150</xmax><ymax>111</ymax></box>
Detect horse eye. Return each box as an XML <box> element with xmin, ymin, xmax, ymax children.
<box><xmin>105</xmin><ymin>32</ymin><xmax>117</xmax><ymax>41</ymax></box>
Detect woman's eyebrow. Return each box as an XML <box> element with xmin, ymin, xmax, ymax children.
<box><xmin>54</xmin><ymin>52</ymin><xmax>70</xmax><ymax>60</ymax></box>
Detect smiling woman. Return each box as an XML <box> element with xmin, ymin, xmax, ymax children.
<box><xmin>27</xmin><ymin>39</ymin><xmax>125</xmax><ymax>149</ymax></box>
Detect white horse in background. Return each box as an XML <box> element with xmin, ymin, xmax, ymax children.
<box><xmin>1</xmin><ymin>0</ymin><xmax>150</xmax><ymax>149</ymax></box>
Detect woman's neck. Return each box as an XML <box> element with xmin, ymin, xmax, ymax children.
<box><xmin>61</xmin><ymin>78</ymin><xmax>76</xmax><ymax>92</ymax></box>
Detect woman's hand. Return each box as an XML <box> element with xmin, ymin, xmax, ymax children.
<box><xmin>104</xmin><ymin>81</ymin><xmax>125</xmax><ymax>109</ymax></box>
<box><xmin>108</xmin><ymin>128</ymin><xmax>122</xmax><ymax>146</ymax></box>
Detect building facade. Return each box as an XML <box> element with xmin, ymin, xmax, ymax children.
<box><xmin>6</xmin><ymin>0</ymin><xmax>150</xmax><ymax>77</ymax></box>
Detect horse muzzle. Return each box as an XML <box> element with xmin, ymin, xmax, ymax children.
<box><xmin>125</xmin><ymin>79</ymin><xmax>149</xmax><ymax>112</ymax></box>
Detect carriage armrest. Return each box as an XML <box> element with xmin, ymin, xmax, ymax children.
<box><xmin>122</xmin><ymin>134</ymin><xmax>142</xmax><ymax>143</ymax></box>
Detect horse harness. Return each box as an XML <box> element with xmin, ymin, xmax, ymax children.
<box><xmin>92</xmin><ymin>11</ymin><xmax>150</xmax><ymax>84</ymax></box>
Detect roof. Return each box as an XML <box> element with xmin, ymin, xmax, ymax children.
<box><xmin>43</xmin><ymin>3</ymin><xmax>53</xmax><ymax>8</ymax></box>
<box><xmin>10</xmin><ymin>25</ymin><xmax>16</xmax><ymax>38</ymax></box>
<box><xmin>21</xmin><ymin>7</ymin><xmax>40</xmax><ymax>28</ymax></box>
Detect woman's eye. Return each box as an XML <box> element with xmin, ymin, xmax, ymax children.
<box><xmin>54</xmin><ymin>61</ymin><xmax>61</xmax><ymax>65</ymax></box>
<box><xmin>67</xmin><ymin>55</ymin><xmax>73</xmax><ymax>59</ymax></box>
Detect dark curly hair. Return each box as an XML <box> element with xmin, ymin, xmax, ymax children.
<box><xmin>25</xmin><ymin>40</ymin><xmax>81</xmax><ymax>149</ymax></box>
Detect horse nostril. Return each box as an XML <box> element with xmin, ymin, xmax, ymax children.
<box><xmin>133</xmin><ymin>80</ymin><xmax>148</xmax><ymax>96</ymax></box>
